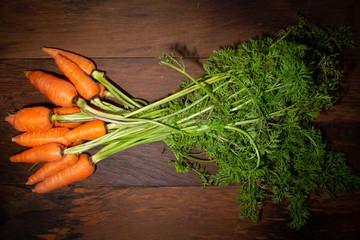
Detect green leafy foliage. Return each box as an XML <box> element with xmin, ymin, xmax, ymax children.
<box><xmin>161</xmin><ymin>20</ymin><xmax>360</xmax><ymax>229</ymax></box>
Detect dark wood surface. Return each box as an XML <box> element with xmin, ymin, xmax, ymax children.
<box><xmin>1</xmin><ymin>0</ymin><xmax>360</xmax><ymax>239</ymax></box>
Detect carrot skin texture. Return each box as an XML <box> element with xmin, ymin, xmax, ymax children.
<box><xmin>64</xmin><ymin>119</ymin><xmax>107</xmax><ymax>142</ymax></box>
<box><xmin>12</xmin><ymin>127</ymin><xmax>72</xmax><ymax>147</ymax></box>
<box><xmin>53</xmin><ymin>106</ymin><xmax>82</xmax><ymax>128</ymax></box>
<box><xmin>33</xmin><ymin>154</ymin><xmax>95</xmax><ymax>194</ymax></box>
<box><xmin>26</xmin><ymin>154</ymin><xmax>78</xmax><ymax>185</ymax></box>
<box><xmin>6</xmin><ymin>106</ymin><xmax>53</xmax><ymax>132</ymax></box>
<box><xmin>97</xmin><ymin>82</ymin><xmax>106</xmax><ymax>99</ymax></box>
<box><xmin>53</xmin><ymin>106</ymin><xmax>81</xmax><ymax>115</ymax></box>
<box><xmin>10</xmin><ymin>143</ymin><xmax>64</xmax><ymax>163</ymax></box>
<box><xmin>42</xmin><ymin>47</ymin><xmax>96</xmax><ymax>75</ymax></box>
<box><xmin>54</xmin><ymin>53</ymin><xmax>99</xmax><ymax>100</ymax></box>
<box><xmin>25</xmin><ymin>70</ymin><xmax>78</xmax><ymax>107</ymax></box>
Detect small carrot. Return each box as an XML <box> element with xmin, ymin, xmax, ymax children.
<box><xmin>12</xmin><ymin>127</ymin><xmax>72</xmax><ymax>147</ymax></box>
<box><xmin>42</xmin><ymin>47</ymin><xmax>96</xmax><ymax>75</ymax></box>
<box><xmin>64</xmin><ymin>119</ymin><xmax>107</xmax><ymax>142</ymax></box>
<box><xmin>6</xmin><ymin>106</ymin><xmax>53</xmax><ymax>132</ymax></box>
<box><xmin>26</xmin><ymin>154</ymin><xmax>78</xmax><ymax>185</ymax></box>
<box><xmin>97</xmin><ymin>82</ymin><xmax>106</xmax><ymax>99</ymax></box>
<box><xmin>54</xmin><ymin>53</ymin><xmax>99</xmax><ymax>100</ymax></box>
<box><xmin>25</xmin><ymin>70</ymin><xmax>78</xmax><ymax>107</ymax></box>
<box><xmin>10</xmin><ymin>143</ymin><xmax>64</xmax><ymax>163</ymax></box>
<box><xmin>53</xmin><ymin>106</ymin><xmax>81</xmax><ymax>115</ymax></box>
<box><xmin>33</xmin><ymin>153</ymin><xmax>95</xmax><ymax>194</ymax></box>
<box><xmin>53</xmin><ymin>106</ymin><xmax>82</xmax><ymax>128</ymax></box>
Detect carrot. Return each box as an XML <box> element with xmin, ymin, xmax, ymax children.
<box><xmin>71</xmin><ymin>139</ymin><xmax>83</xmax><ymax>146</ymax></box>
<box><xmin>53</xmin><ymin>106</ymin><xmax>82</xmax><ymax>128</ymax></box>
<box><xmin>53</xmin><ymin>106</ymin><xmax>81</xmax><ymax>115</ymax></box>
<box><xmin>6</xmin><ymin>106</ymin><xmax>53</xmax><ymax>132</ymax></box>
<box><xmin>10</xmin><ymin>143</ymin><xmax>64</xmax><ymax>163</ymax></box>
<box><xmin>64</xmin><ymin>119</ymin><xmax>107</xmax><ymax>142</ymax></box>
<box><xmin>26</xmin><ymin>154</ymin><xmax>78</xmax><ymax>185</ymax></box>
<box><xmin>25</xmin><ymin>70</ymin><xmax>78</xmax><ymax>107</ymax></box>
<box><xmin>42</xmin><ymin>47</ymin><xmax>96</xmax><ymax>75</ymax></box>
<box><xmin>97</xmin><ymin>82</ymin><xmax>106</xmax><ymax>99</ymax></box>
<box><xmin>54</xmin><ymin>53</ymin><xmax>99</xmax><ymax>100</ymax></box>
<box><xmin>33</xmin><ymin>153</ymin><xmax>95</xmax><ymax>194</ymax></box>
<box><xmin>12</xmin><ymin>127</ymin><xmax>72</xmax><ymax>147</ymax></box>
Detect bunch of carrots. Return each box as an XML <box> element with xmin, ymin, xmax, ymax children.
<box><xmin>7</xmin><ymin>48</ymin><xmax>127</xmax><ymax>193</ymax></box>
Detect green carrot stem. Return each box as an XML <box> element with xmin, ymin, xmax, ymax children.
<box><xmin>92</xmin><ymin>70</ymin><xmax>144</xmax><ymax>109</ymax></box>
<box><xmin>64</xmin><ymin>124</ymin><xmax>149</xmax><ymax>155</ymax></box>
<box><xmin>51</xmin><ymin>112</ymin><xmax>93</xmax><ymax>122</ymax></box>
<box><xmin>160</xmin><ymin>60</ymin><xmax>221</xmax><ymax>106</ymax></box>
<box><xmin>224</xmin><ymin>125</ymin><xmax>261</xmax><ymax>170</ymax></box>
<box><xmin>90</xmin><ymin>97</ymin><xmax>126</xmax><ymax>113</ymax></box>
<box><xmin>92</xmin><ymin>126</ymin><xmax>171</xmax><ymax>163</ymax></box>
<box><xmin>123</xmin><ymin>73</ymin><xmax>227</xmax><ymax>118</ymax></box>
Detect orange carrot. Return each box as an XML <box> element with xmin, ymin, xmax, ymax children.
<box><xmin>33</xmin><ymin>153</ymin><xmax>95</xmax><ymax>194</ymax></box>
<box><xmin>26</xmin><ymin>154</ymin><xmax>78</xmax><ymax>185</ymax></box>
<box><xmin>42</xmin><ymin>47</ymin><xmax>96</xmax><ymax>75</ymax></box>
<box><xmin>10</xmin><ymin>143</ymin><xmax>64</xmax><ymax>163</ymax></box>
<box><xmin>6</xmin><ymin>106</ymin><xmax>53</xmax><ymax>132</ymax></box>
<box><xmin>54</xmin><ymin>53</ymin><xmax>99</xmax><ymax>100</ymax></box>
<box><xmin>71</xmin><ymin>139</ymin><xmax>83</xmax><ymax>146</ymax></box>
<box><xmin>25</xmin><ymin>70</ymin><xmax>78</xmax><ymax>107</ymax></box>
<box><xmin>97</xmin><ymin>82</ymin><xmax>106</xmax><ymax>99</ymax></box>
<box><xmin>53</xmin><ymin>106</ymin><xmax>82</xmax><ymax>128</ymax></box>
<box><xmin>64</xmin><ymin>119</ymin><xmax>107</xmax><ymax>142</ymax></box>
<box><xmin>53</xmin><ymin>106</ymin><xmax>81</xmax><ymax>115</ymax></box>
<box><xmin>12</xmin><ymin>127</ymin><xmax>72</xmax><ymax>147</ymax></box>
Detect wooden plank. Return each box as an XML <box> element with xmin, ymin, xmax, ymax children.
<box><xmin>0</xmin><ymin>0</ymin><xmax>359</xmax><ymax>59</ymax></box>
<box><xmin>1</xmin><ymin>185</ymin><xmax>359</xmax><ymax>240</ymax></box>
<box><xmin>0</xmin><ymin>1</ymin><xmax>360</xmax><ymax>239</ymax></box>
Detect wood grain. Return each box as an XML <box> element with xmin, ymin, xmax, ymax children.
<box><xmin>1</xmin><ymin>0</ymin><xmax>360</xmax><ymax>239</ymax></box>
<box><xmin>0</xmin><ymin>0</ymin><xmax>359</xmax><ymax>59</ymax></box>
<box><xmin>1</xmin><ymin>185</ymin><xmax>359</xmax><ymax>240</ymax></box>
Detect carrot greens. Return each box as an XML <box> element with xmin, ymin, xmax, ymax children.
<box><xmin>7</xmin><ymin>19</ymin><xmax>360</xmax><ymax>229</ymax></box>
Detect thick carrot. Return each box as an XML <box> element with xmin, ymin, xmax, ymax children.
<box><xmin>54</xmin><ymin>53</ymin><xmax>99</xmax><ymax>100</ymax></box>
<box><xmin>12</xmin><ymin>127</ymin><xmax>72</xmax><ymax>147</ymax></box>
<box><xmin>26</xmin><ymin>154</ymin><xmax>78</xmax><ymax>185</ymax></box>
<box><xmin>64</xmin><ymin>119</ymin><xmax>107</xmax><ymax>142</ymax></box>
<box><xmin>10</xmin><ymin>143</ymin><xmax>64</xmax><ymax>163</ymax></box>
<box><xmin>25</xmin><ymin>70</ymin><xmax>78</xmax><ymax>107</ymax></box>
<box><xmin>53</xmin><ymin>106</ymin><xmax>82</xmax><ymax>128</ymax></box>
<box><xmin>33</xmin><ymin>153</ymin><xmax>95</xmax><ymax>194</ymax></box>
<box><xmin>6</xmin><ymin>106</ymin><xmax>53</xmax><ymax>132</ymax></box>
<box><xmin>42</xmin><ymin>47</ymin><xmax>96</xmax><ymax>75</ymax></box>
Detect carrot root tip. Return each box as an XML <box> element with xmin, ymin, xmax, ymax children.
<box><xmin>5</xmin><ymin>114</ymin><xmax>15</xmax><ymax>125</ymax></box>
<box><xmin>24</xmin><ymin>71</ymin><xmax>32</xmax><ymax>78</ymax></box>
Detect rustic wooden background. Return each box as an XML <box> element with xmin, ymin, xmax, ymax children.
<box><xmin>1</xmin><ymin>0</ymin><xmax>360</xmax><ymax>239</ymax></box>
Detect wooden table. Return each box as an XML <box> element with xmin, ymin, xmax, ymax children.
<box><xmin>1</xmin><ymin>1</ymin><xmax>359</xmax><ymax>239</ymax></box>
